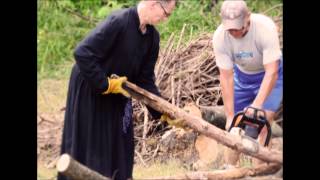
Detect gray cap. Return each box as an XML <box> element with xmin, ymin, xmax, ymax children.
<box><xmin>220</xmin><ymin>0</ymin><xmax>249</xmax><ymax>30</ymax></box>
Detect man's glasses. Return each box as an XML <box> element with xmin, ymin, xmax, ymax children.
<box><xmin>158</xmin><ymin>2</ymin><xmax>171</xmax><ymax>17</ymax></box>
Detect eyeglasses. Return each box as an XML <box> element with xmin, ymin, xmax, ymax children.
<box><xmin>158</xmin><ymin>2</ymin><xmax>171</xmax><ymax>18</ymax></box>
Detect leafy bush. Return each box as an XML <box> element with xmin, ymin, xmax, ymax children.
<box><xmin>38</xmin><ymin>0</ymin><xmax>282</xmax><ymax>79</ymax></box>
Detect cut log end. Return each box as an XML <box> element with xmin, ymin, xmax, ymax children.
<box><xmin>57</xmin><ymin>154</ymin><xmax>71</xmax><ymax>173</ymax></box>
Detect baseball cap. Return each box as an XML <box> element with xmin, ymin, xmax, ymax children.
<box><xmin>220</xmin><ymin>0</ymin><xmax>249</xmax><ymax>30</ymax></box>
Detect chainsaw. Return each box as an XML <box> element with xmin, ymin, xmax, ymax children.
<box><xmin>227</xmin><ymin>107</ymin><xmax>272</xmax><ymax>147</ymax></box>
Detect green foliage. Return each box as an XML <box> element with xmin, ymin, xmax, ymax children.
<box><xmin>37</xmin><ymin>0</ymin><xmax>94</xmax><ymax>79</ymax></box>
<box><xmin>156</xmin><ymin>0</ymin><xmax>216</xmax><ymax>46</ymax></box>
<box><xmin>97</xmin><ymin>1</ymin><xmax>123</xmax><ymax>18</ymax></box>
<box><xmin>38</xmin><ymin>0</ymin><xmax>282</xmax><ymax>79</ymax></box>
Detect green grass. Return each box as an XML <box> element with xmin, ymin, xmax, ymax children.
<box><xmin>37</xmin><ymin>159</ymin><xmax>186</xmax><ymax>180</ymax></box>
<box><xmin>155</xmin><ymin>0</ymin><xmax>217</xmax><ymax>47</ymax></box>
<box><xmin>37</xmin><ymin>157</ymin><xmax>252</xmax><ymax>180</ymax></box>
<box><xmin>37</xmin><ymin>78</ymin><xmax>69</xmax><ymax>113</ymax></box>
<box><xmin>37</xmin><ymin>163</ymin><xmax>57</xmax><ymax>180</ymax></box>
<box><xmin>133</xmin><ymin>159</ymin><xmax>188</xmax><ymax>179</ymax></box>
<box><xmin>37</xmin><ymin>1</ymin><xmax>92</xmax><ymax>80</ymax></box>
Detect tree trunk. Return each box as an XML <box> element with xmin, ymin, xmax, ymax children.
<box><xmin>56</xmin><ymin>154</ymin><xmax>111</xmax><ymax>180</ymax></box>
<box><xmin>122</xmin><ymin>80</ymin><xmax>282</xmax><ymax>164</ymax></box>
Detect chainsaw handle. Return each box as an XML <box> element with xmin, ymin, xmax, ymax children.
<box><xmin>228</xmin><ymin>108</ymin><xmax>272</xmax><ymax>147</ymax></box>
<box><xmin>264</xmin><ymin>120</ymin><xmax>272</xmax><ymax>147</ymax></box>
<box><xmin>228</xmin><ymin>111</ymin><xmax>244</xmax><ymax>132</ymax></box>
<box><xmin>244</xmin><ymin>106</ymin><xmax>267</xmax><ymax>121</ymax></box>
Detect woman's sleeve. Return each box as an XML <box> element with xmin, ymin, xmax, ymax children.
<box><xmin>136</xmin><ymin>31</ymin><xmax>162</xmax><ymax>119</ymax></box>
<box><xmin>73</xmin><ymin>15</ymin><xmax>123</xmax><ymax>94</ymax></box>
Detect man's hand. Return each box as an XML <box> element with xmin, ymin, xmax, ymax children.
<box><xmin>102</xmin><ymin>76</ymin><xmax>130</xmax><ymax>98</ymax></box>
<box><xmin>244</xmin><ymin>105</ymin><xmax>264</xmax><ymax>118</ymax></box>
<box><xmin>160</xmin><ymin>114</ymin><xmax>188</xmax><ymax>130</ymax></box>
<box><xmin>225</xmin><ymin>116</ymin><xmax>234</xmax><ymax>130</ymax></box>
<box><xmin>226</xmin><ymin>114</ymin><xmax>246</xmax><ymax>131</ymax></box>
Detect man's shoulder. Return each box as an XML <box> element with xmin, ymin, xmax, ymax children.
<box><xmin>251</xmin><ymin>13</ymin><xmax>277</xmax><ymax>31</ymax></box>
<box><xmin>212</xmin><ymin>25</ymin><xmax>227</xmax><ymax>45</ymax></box>
<box><xmin>251</xmin><ymin>13</ymin><xmax>274</xmax><ymax>21</ymax></box>
<box><xmin>213</xmin><ymin>25</ymin><xmax>224</xmax><ymax>37</ymax></box>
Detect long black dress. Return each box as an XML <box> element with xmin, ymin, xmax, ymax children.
<box><xmin>57</xmin><ymin>6</ymin><xmax>161</xmax><ymax>180</ymax></box>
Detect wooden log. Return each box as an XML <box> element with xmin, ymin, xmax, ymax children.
<box><xmin>56</xmin><ymin>154</ymin><xmax>111</xmax><ymax>180</ymax></box>
<box><xmin>143</xmin><ymin>163</ymin><xmax>281</xmax><ymax>180</ymax></box>
<box><xmin>199</xmin><ymin>105</ymin><xmax>226</xmax><ymax>130</ymax></box>
<box><xmin>122</xmin><ymin>80</ymin><xmax>282</xmax><ymax>164</ymax></box>
<box><xmin>239</xmin><ymin>176</ymin><xmax>283</xmax><ymax>180</ymax></box>
<box><xmin>194</xmin><ymin>134</ymin><xmax>225</xmax><ymax>169</ymax></box>
<box><xmin>238</xmin><ymin>176</ymin><xmax>282</xmax><ymax>180</ymax></box>
<box><xmin>186</xmin><ymin>103</ymin><xmax>225</xmax><ymax>169</ymax></box>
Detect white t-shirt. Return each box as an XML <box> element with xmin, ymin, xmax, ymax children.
<box><xmin>212</xmin><ymin>13</ymin><xmax>282</xmax><ymax>74</ymax></box>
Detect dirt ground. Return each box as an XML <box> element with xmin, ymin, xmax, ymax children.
<box><xmin>37</xmin><ymin>111</ymin><xmax>64</xmax><ymax>168</ymax></box>
<box><xmin>37</xmin><ymin>79</ymin><xmax>190</xmax><ymax>179</ymax></box>
<box><xmin>37</xmin><ymin>79</ymin><xmax>282</xmax><ymax>180</ymax></box>
<box><xmin>37</xmin><ymin>30</ymin><xmax>283</xmax><ymax>179</ymax></box>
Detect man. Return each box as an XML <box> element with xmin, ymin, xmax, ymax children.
<box><xmin>58</xmin><ymin>1</ymin><xmax>176</xmax><ymax>180</ymax></box>
<box><xmin>212</xmin><ymin>0</ymin><xmax>283</xmax><ymax>166</ymax></box>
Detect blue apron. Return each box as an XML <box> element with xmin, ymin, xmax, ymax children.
<box><xmin>233</xmin><ymin>59</ymin><xmax>283</xmax><ymax>113</ymax></box>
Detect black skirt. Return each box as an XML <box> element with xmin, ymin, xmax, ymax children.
<box><xmin>57</xmin><ymin>65</ymin><xmax>134</xmax><ymax>180</ymax></box>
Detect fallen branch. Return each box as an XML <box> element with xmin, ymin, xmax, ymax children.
<box><xmin>143</xmin><ymin>163</ymin><xmax>281</xmax><ymax>180</ymax></box>
<box><xmin>142</xmin><ymin>105</ymin><xmax>149</xmax><ymax>155</ymax></box>
<box><xmin>38</xmin><ymin>115</ymin><xmax>56</xmax><ymax>124</ymax></box>
<box><xmin>135</xmin><ymin>150</ymin><xmax>147</xmax><ymax>167</ymax></box>
<box><xmin>122</xmin><ymin>79</ymin><xmax>282</xmax><ymax>164</ymax></box>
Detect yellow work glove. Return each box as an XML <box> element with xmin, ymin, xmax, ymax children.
<box><xmin>102</xmin><ymin>76</ymin><xmax>130</xmax><ymax>98</ymax></box>
<box><xmin>160</xmin><ymin>114</ymin><xmax>188</xmax><ymax>130</ymax></box>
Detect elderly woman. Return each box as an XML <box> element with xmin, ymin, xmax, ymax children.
<box><xmin>58</xmin><ymin>1</ymin><xmax>176</xmax><ymax>180</ymax></box>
